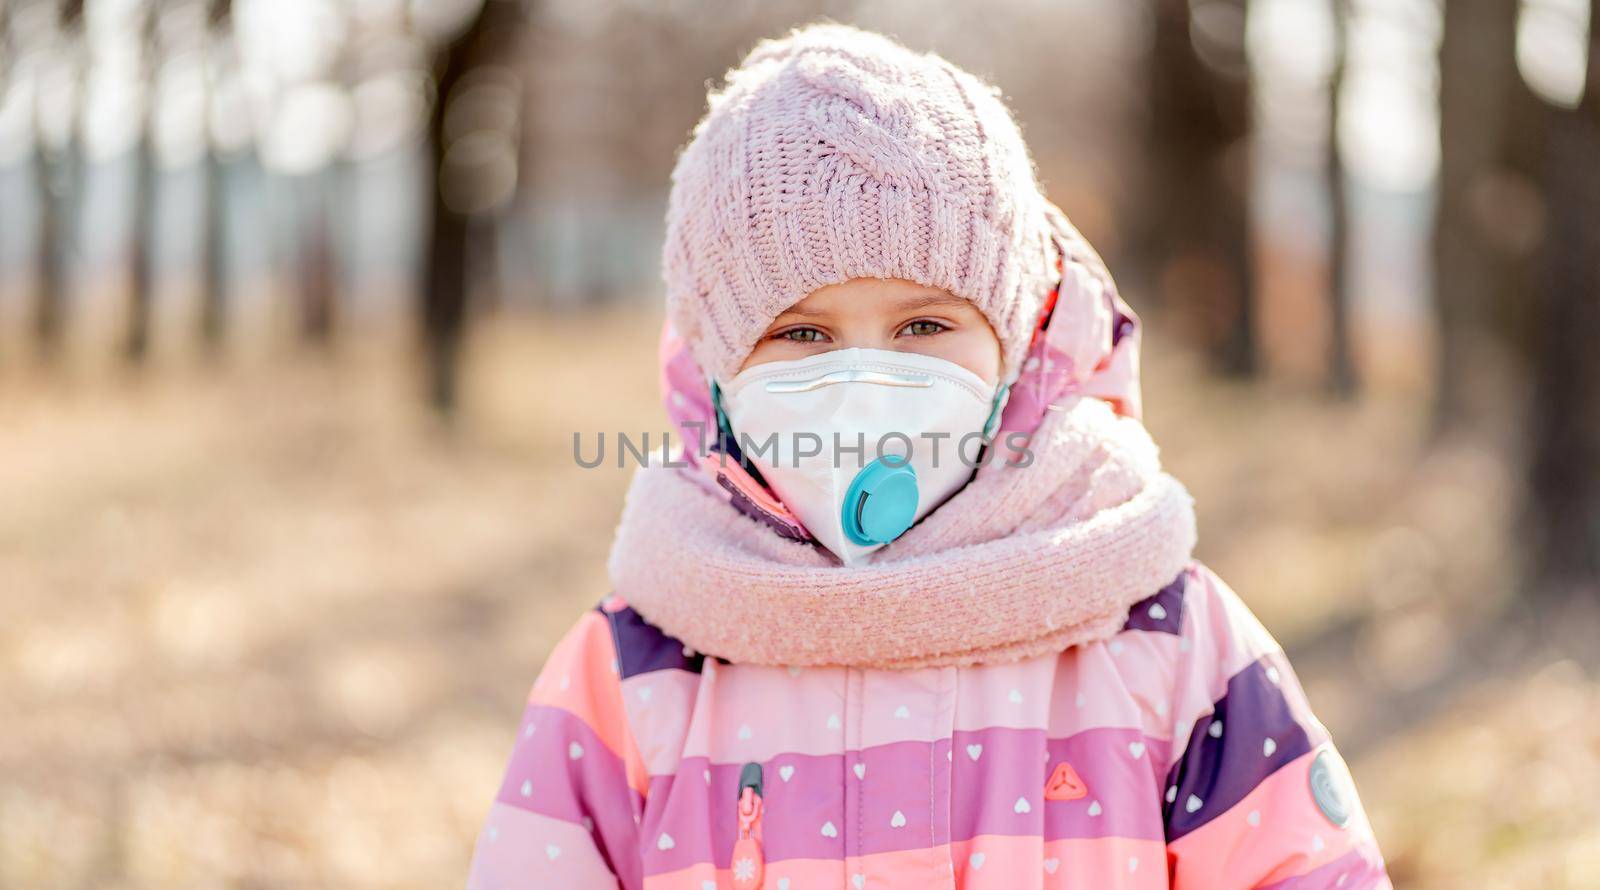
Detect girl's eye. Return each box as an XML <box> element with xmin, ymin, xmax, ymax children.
<box><xmin>900</xmin><ymin>319</ymin><xmax>946</xmax><ymax>337</ymax></box>
<box><xmin>777</xmin><ymin>327</ymin><xmax>827</xmax><ymax>343</ymax></box>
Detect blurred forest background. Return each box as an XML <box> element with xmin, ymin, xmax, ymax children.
<box><xmin>2</xmin><ymin>0</ymin><xmax>1598</xmax><ymax>886</ymax></box>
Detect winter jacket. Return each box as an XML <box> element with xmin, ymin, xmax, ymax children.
<box><xmin>466</xmin><ymin>563</ymin><xmax>1389</xmax><ymax>889</ymax></box>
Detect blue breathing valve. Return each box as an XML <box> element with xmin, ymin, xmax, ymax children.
<box><xmin>841</xmin><ymin>458</ymin><xmax>920</xmax><ymax>546</ymax></box>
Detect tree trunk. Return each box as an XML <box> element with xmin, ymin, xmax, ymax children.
<box><xmin>32</xmin><ymin>138</ymin><xmax>76</xmax><ymax>357</ymax></box>
<box><xmin>299</xmin><ymin>172</ymin><xmax>337</xmax><ymax>343</ymax></box>
<box><xmin>126</xmin><ymin>134</ymin><xmax>157</xmax><ymax>361</ymax></box>
<box><xmin>1525</xmin><ymin>0</ymin><xmax>1600</xmax><ymax>598</ymax></box>
<box><xmin>423</xmin><ymin>29</ymin><xmax>479</xmax><ymax>415</ymax></box>
<box><xmin>424</xmin><ymin>154</ymin><xmax>470</xmax><ymax>413</ymax></box>
<box><xmin>421</xmin><ymin>0</ymin><xmax>524</xmax><ymax>415</ymax></box>
<box><xmin>1432</xmin><ymin>0</ymin><xmax>1521</xmax><ymax>432</ymax></box>
<box><xmin>1325</xmin><ymin>0</ymin><xmax>1356</xmax><ymax>397</ymax></box>
<box><xmin>32</xmin><ymin>1</ymin><xmax>85</xmax><ymax>361</ymax></box>
<box><xmin>1144</xmin><ymin>0</ymin><xmax>1257</xmax><ymax>376</ymax></box>
<box><xmin>199</xmin><ymin>0</ymin><xmax>234</xmax><ymax>349</ymax></box>
<box><xmin>126</xmin><ymin>1</ymin><xmax>161</xmax><ymax>363</ymax></box>
<box><xmin>200</xmin><ymin>145</ymin><xmax>229</xmax><ymax>347</ymax></box>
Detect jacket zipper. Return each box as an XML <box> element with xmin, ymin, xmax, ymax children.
<box><xmin>731</xmin><ymin>762</ymin><xmax>765</xmax><ymax>889</ymax></box>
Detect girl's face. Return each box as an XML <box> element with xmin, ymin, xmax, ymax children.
<box><xmin>739</xmin><ymin>278</ymin><xmax>1002</xmax><ymax>383</ymax></box>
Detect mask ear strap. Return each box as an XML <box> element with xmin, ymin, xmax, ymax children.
<box><xmin>983</xmin><ymin>384</ymin><xmax>1009</xmax><ymax>440</ymax></box>
<box><xmin>710</xmin><ymin>379</ymin><xmax>734</xmax><ymax>447</ymax></box>
<box><xmin>709</xmin><ymin>376</ymin><xmax>768</xmax><ymax>486</ymax></box>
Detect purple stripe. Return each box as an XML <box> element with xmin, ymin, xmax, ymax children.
<box><xmin>1045</xmin><ymin>728</ymin><xmax>1171</xmax><ymax>840</ymax></box>
<box><xmin>601</xmin><ymin>602</ymin><xmax>707</xmax><ymax>679</ymax></box>
<box><xmin>635</xmin><ymin>725</ymin><xmax>1174</xmax><ymax>875</ymax></box>
<box><xmin>855</xmin><ymin>739</ymin><xmax>953</xmax><ymax>854</ymax></box>
<box><xmin>1258</xmin><ymin>845</ymin><xmax>1389</xmax><ymax>890</ymax></box>
<box><xmin>1121</xmin><ymin>569</ymin><xmax>1190</xmax><ymax>635</ymax></box>
<box><xmin>951</xmin><ymin>726</ymin><xmax>1169</xmax><ymax>843</ymax></box>
<box><xmin>640</xmin><ymin>754</ymin><xmax>846</xmax><ymax>874</ymax></box>
<box><xmin>495</xmin><ymin>703</ymin><xmax>643</xmax><ymax>888</ymax></box>
<box><xmin>1163</xmin><ymin>651</ymin><xmax>1314</xmax><ymax>841</ymax></box>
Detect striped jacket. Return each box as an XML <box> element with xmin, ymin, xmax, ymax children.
<box><xmin>466</xmin><ymin>564</ymin><xmax>1389</xmax><ymax>888</ymax></box>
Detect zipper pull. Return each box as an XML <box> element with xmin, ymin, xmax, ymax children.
<box><xmin>731</xmin><ymin>762</ymin><xmax>765</xmax><ymax>889</ymax></box>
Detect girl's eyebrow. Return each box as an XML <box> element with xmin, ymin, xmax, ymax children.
<box><xmin>770</xmin><ymin>292</ymin><xmax>969</xmax><ymax>325</ymax></box>
<box><xmin>888</xmin><ymin>293</ymin><xmax>971</xmax><ymax>312</ymax></box>
<box><xmin>773</xmin><ymin>304</ymin><xmax>830</xmax><ymax>320</ymax></box>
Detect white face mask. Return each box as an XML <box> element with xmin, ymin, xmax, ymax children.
<box><xmin>718</xmin><ymin>348</ymin><xmax>1006</xmax><ymax>565</ymax></box>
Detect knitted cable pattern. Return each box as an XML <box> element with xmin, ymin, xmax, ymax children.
<box><xmin>663</xmin><ymin>23</ymin><xmax>1057</xmax><ymax>382</ymax></box>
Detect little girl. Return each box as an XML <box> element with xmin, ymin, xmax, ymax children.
<box><xmin>468</xmin><ymin>24</ymin><xmax>1388</xmax><ymax>890</ymax></box>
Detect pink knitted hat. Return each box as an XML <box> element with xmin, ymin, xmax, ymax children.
<box><xmin>663</xmin><ymin>23</ymin><xmax>1057</xmax><ymax>382</ymax></box>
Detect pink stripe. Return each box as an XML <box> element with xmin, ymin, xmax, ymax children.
<box><xmin>1258</xmin><ymin>843</ymin><xmax>1391</xmax><ymax>890</ymax></box>
<box><xmin>953</xmin><ymin>834</ymin><xmax>1169</xmax><ymax>888</ymax></box>
<box><xmin>621</xmin><ymin>668</ymin><xmax>702</xmax><ymax>776</ymax></box>
<box><xmin>857</xmin><ymin>664</ymin><xmax>960</xmax><ymax>749</ymax></box>
<box><xmin>676</xmin><ymin>661</ymin><xmax>855</xmax><ymax>761</ymax></box>
<box><xmin>469</xmin><ymin>803</ymin><xmax>621</xmax><ymax>890</ymax></box>
<box><xmin>1042</xmin><ymin>630</ymin><xmax>1186</xmax><ymax>741</ymax></box>
<box><xmin>955</xmin><ymin>636</ymin><xmax>1185</xmax><ymax>745</ymax></box>
<box><xmin>951</xmin><ymin>656</ymin><xmax>1060</xmax><ymax>732</ymax></box>
<box><xmin>642</xmin><ymin>836</ymin><xmax>1170</xmax><ymax>889</ymax></box>
<box><xmin>1039</xmin><ymin>836</ymin><xmax>1170</xmax><ymax>889</ymax></box>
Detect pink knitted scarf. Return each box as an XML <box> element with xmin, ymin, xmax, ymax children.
<box><xmin>608</xmin><ymin>211</ymin><xmax>1198</xmax><ymax>668</ymax></box>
